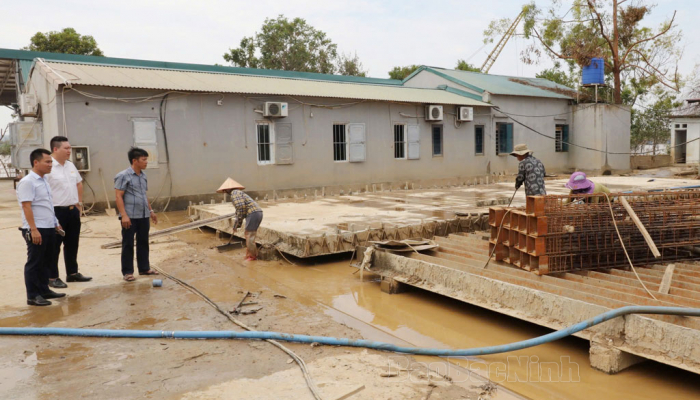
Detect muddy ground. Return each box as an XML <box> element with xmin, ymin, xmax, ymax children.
<box><xmin>0</xmin><ymin>180</ymin><xmax>492</xmax><ymax>400</ymax></box>
<box><xmin>3</xmin><ymin>167</ymin><xmax>700</xmax><ymax>400</ymax></box>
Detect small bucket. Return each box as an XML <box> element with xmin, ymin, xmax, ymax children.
<box><xmin>152</xmin><ymin>279</ymin><xmax>163</xmax><ymax>287</ymax></box>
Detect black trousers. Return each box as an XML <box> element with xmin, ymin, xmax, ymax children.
<box><xmin>22</xmin><ymin>228</ymin><xmax>55</xmax><ymax>299</ymax></box>
<box><xmin>121</xmin><ymin>217</ymin><xmax>150</xmax><ymax>276</ymax></box>
<box><xmin>51</xmin><ymin>206</ymin><xmax>81</xmax><ymax>278</ymax></box>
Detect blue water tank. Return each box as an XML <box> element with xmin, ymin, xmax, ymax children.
<box><xmin>582</xmin><ymin>57</ymin><xmax>605</xmax><ymax>85</ymax></box>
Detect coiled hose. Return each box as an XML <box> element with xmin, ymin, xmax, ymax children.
<box><xmin>2</xmin><ymin>306</ymin><xmax>698</xmax><ymax>357</ymax></box>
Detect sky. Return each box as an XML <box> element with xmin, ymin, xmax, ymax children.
<box><xmin>1</xmin><ymin>0</ymin><xmax>698</xmax><ymax>132</ymax></box>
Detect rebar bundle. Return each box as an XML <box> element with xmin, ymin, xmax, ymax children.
<box><xmin>489</xmin><ymin>191</ymin><xmax>700</xmax><ymax>275</ymax></box>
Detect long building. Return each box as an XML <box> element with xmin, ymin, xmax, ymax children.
<box><xmin>0</xmin><ymin>49</ymin><xmax>630</xmax><ymax>208</ymax></box>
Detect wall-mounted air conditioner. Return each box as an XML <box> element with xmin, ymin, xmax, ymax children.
<box><xmin>263</xmin><ymin>102</ymin><xmax>288</xmax><ymax>117</ymax></box>
<box><xmin>19</xmin><ymin>93</ymin><xmax>37</xmax><ymax>117</ymax></box>
<box><xmin>457</xmin><ymin>106</ymin><xmax>474</xmax><ymax>122</ymax></box>
<box><xmin>425</xmin><ymin>105</ymin><xmax>443</xmax><ymax>121</ymax></box>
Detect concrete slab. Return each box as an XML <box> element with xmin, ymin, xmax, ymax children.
<box><xmin>364</xmin><ymin>241</ymin><xmax>700</xmax><ymax>375</ymax></box>
<box><xmin>189</xmin><ymin>176</ymin><xmax>700</xmax><ymax>257</ymax></box>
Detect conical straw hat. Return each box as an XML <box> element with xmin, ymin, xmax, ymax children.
<box><xmin>216</xmin><ymin>177</ymin><xmax>245</xmax><ymax>193</ymax></box>
<box><xmin>510</xmin><ymin>143</ymin><xmax>533</xmax><ymax>156</ymax></box>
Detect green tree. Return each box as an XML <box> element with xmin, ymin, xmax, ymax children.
<box><xmin>337</xmin><ymin>52</ymin><xmax>367</xmax><ymax>77</ymax></box>
<box><xmin>0</xmin><ymin>141</ymin><xmax>9</xmax><ymax>156</ymax></box>
<box><xmin>455</xmin><ymin>60</ymin><xmax>481</xmax><ymax>72</ymax></box>
<box><xmin>630</xmin><ymin>88</ymin><xmax>677</xmax><ymax>154</ymax></box>
<box><xmin>224</xmin><ymin>15</ymin><xmax>366</xmax><ymax>76</ymax></box>
<box><xmin>388</xmin><ymin>65</ymin><xmax>420</xmax><ymax>80</ymax></box>
<box><xmin>485</xmin><ymin>1</ymin><xmax>682</xmax><ymax>104</ymax></box>
<box><xmin>22</xmin><ymin>28</ymin><xmax>104</xmax><ymax>56</ymax></box>
<box><xmin>536</xmin><ymin>61</ymin><xmax>578</xmax><ymax>88</ymax></box>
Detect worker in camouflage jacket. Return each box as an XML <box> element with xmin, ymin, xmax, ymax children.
<box><xmin>511</xmin><ymin>144</ymin><xmax>546</xmax><ymax>196</ymax></box>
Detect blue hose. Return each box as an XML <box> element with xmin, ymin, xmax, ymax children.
<box><xmin>1</xmin><ymin>306</ymin><xmax>698</xmax><ymax>356</ymax></box>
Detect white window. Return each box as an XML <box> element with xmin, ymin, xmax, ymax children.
<box><xmin>333</xmin><ymin>124</ymin><xmax>348</xmax><ymax>161</ymax></box>
<box><xmin>394</xmin><ymin>124</ymin><xmax>406</xmax><ymax>159</ymax></box>
<box><xmin>256</xmin><ymin>122</ymin><xmax>274</xmax><ymax>165</ymax></box>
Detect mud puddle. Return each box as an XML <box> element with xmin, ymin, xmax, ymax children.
<box><xmin>72</xmin><ymin>209</ymin><xmax>700</xmax><ymax>399</ymax></box>
<box><xmin>201</xmin><ymin>249</ymin><xmax>700</xmax><ymax>400</ymax></box>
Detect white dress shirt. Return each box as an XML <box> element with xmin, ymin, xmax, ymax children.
<box><xmin>16</xmin><ymin>171</ymin><xmax>59</xmax><ymax>229</ymax></box>
<box><xmin>45</xmin><ymin>157</ymin><xmax>82</xmax><ymax>207</ymax></box>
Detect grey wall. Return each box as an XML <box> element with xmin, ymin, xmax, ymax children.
<box><xmin>570</xmin><ymin>104</ymin><xmax>631</xmax><ymax>171</ymax></box>
<box><xmin>403</xmin><ymin>69</ymin><xmax>576</xmax><ymax>173</ymax></box>
<box><xmin>55</xmin><ymin>87</ymin><xmax>508</xmax><ymax>203</ymax></box>
<box><xmin>47</xmin><ymin>84</ymin><xmax>625</xmax><ymax>205</ymax></box>
<box><xmin>487</xmin><ymin>95</ymin><xmax>572</xmax><ymax>173</ymax></box>
<box><xmin>402</xmin><ymin>70</ymin><xmax>484</xmax><ymax>99</ymax></box>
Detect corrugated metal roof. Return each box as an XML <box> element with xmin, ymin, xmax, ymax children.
<box><xmin>424</xmin><ymin>67</ymin><xmax>574</xmax><ymax>99</ymax></box>
<box><xmin>0</xmin><ymin>48</ymin><xmax>401</xmax><ymax>86</ymax></box>
<box><xmin>671</xmin><ymin>103</ymin><xmax>700</xmax><ymax>118</ymax></box>
<box><xmin>33</xmin><ymin>61</ymin><xmax>491</xmax><ymax>106</ymax></box>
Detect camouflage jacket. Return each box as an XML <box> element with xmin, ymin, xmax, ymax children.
<box><xmin>515</xmin><ymin>155</ymin><xmax>547</xmax><ymax>196</ymax></box>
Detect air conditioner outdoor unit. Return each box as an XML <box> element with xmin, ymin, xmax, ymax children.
<box><xmin>263</xmin><ymin>102</ymin><xmax>288</xmax><ymax>117</ymax></box>
<box><xmin>425</xmin><ymin>105</ymin><xmax>443</xmax><ymax>121</ymax></box>
<box><xmin>457</xmin><ymin>106</ymin><xmax>474</xmax><ymax>122</ymax></box>
<box><xmin>19</xmin><ymin>93</ymin><xmax>37</xmax><ymax>117</ymax></box>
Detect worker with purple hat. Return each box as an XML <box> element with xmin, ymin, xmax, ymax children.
<box><xmin>565</xmin><ymin>172</ymin><xmax>611</xmax><ymax>204</ymax></box>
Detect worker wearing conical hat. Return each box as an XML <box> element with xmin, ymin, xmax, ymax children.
<box><xmin>217</xmin><ymin>178</ymin><xmax>263</xmax><ymax>261</ymax></box>
<box><xmin>510</xmin><ymin>144</ymin><xmax>547</xmax><ymax>196</ymax></box>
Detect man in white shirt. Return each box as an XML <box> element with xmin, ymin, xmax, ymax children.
<box><xmin>45</xmin><ymin>136</ymin><xmax>92</xmax><ymax>288</ymax></box>
<box><xmin>17</xmin><ymin>149</ymin><xmax>66</xmax><ymax>306</ymax></box>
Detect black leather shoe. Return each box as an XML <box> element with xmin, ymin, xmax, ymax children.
<box><xmin>27</xmin><ymin>296</ymin><xmax>52</xmax><ymax>306</ymax></box>
<box><xmin>67</xmin><ymin>273</ymin><xmax>92</xmax><ymax>282</ymax></box>
<box><xmin>49</xmin><ymin>278</ymin><xmax>68</xmax><ymax>288</ymax></box>
<box><xmin>41</xmin><ymin>290</ymin><xmax>67</xmax><ymax>299</ymax></box>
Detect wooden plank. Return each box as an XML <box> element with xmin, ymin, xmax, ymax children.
<box><xmin>619</xmin><ymin>196</ymin><xmax>661</xmax><ymax>258</ymax></box>
<box><xmin>100</xmin><ymin>211</ymin><xmax>238</xmax><ymax>249</ymax></box>
<box><xmin>659</xmin><ymin>264</ymin><xmax>675</xmax><ymax>295</ymax></box>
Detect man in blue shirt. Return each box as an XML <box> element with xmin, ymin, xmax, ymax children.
<box><xmin>17</xmin><ymin>149</ymin><xmax>67</xmax><ymax>306</ymax></box>
<box><xmin>114</xmin><ymin>147</ymin><xmax>159</xmax><ymax>282</ymax></box>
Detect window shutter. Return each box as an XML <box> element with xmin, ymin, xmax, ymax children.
<box><xmin>275</xmin><ymin>123</ymin><xmax>293</xmax><ymax>164</ymax></box>
<box><xmin>498</xmin><ymin>125</ymin><xmax>507</xmax><ymax>155</ymax></box>
<box><xmin>562</xmin><ymin>125</ymin><xmax>569</xmax><ymax>152</ymax></box>
<box><xmin>407</xmin><ymin>124</ymin><xmax>420</xmax><ymax>159</ymax></box>
<box><xmin>348</xmin><ymin>123</ymin><xmax>366</xmax><ymax>162</ymax></box>
<box><xmin>506</xmin><ymin>123</ymin><xmax>514</xmax><ymax>153</ymax></box>
<box><xmin>132</xmin><ymin>118</ymin><xmax>159</xmax><ymax>168</ymax></box>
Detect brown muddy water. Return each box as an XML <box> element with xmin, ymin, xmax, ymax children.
<box><xmin>166</xmin><ymin>211</ymin><xmax>700</xmax><ymax>400</ymax></box>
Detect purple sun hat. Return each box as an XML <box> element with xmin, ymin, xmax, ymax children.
<box><xmin>565</xmin><ymin>172</ymin><xmax>594</xmax><ymax>193</ymax></box>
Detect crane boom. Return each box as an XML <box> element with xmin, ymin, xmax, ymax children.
<box><xmin>480</xmin><ymin>11</ymin><xmax>524</xmax><ymax>74</ymax></box>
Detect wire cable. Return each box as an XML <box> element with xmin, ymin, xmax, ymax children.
<box><xmin>603</xmin><ymin>193</ymin><xmax>658</xmax><ymax>300</ymax></box>
<box><xmin>494</xmin><ymin>106</ymin><xmax>700</xmax><ymax>156</ymax></box>
<box><xmin>151</xmin><ymin>265</ymin><xmax>324</xmax><ymax>400</ymax></box>
<box><xmin>155</xmin><ymin>94</ymin><xmax>173</xmax><ymax>212</ymax></box>
<box><xmin>79</xmin><ymin>173</ymin><xmax>97</xmax><ymax>214</ymax></box>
